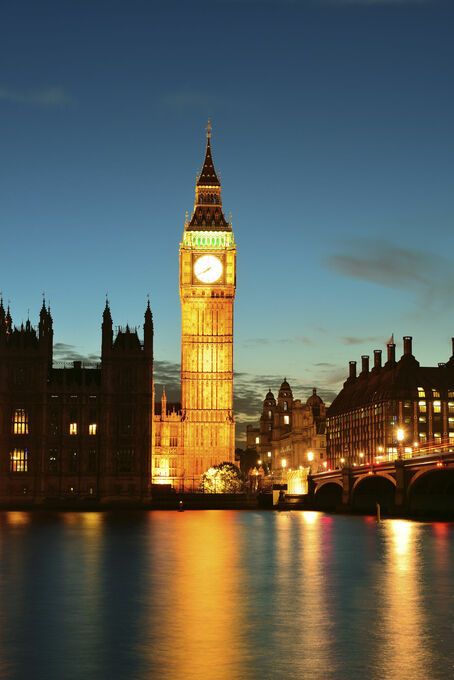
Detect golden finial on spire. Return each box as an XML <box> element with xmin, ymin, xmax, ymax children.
<box><xmin>206</xmin><ymin>118</ymin><xmax>212</xmax><ymax>138</ymax></box>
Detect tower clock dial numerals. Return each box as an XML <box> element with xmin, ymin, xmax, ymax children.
<box><xmin>194</xmin><ymin>255</ymin><xmax>223</xmax><ymax>283</ymax></box>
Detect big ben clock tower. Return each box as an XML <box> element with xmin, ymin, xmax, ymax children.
<box><xmin>179</xmin><ymin>122</ymin><xmax>236</xmax><ymax>482</ymax></box>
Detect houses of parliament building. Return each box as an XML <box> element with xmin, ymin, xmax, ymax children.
<box><xmin>0</xmin><ymin>124</ymin><xmax>236</xmax><ymax>503</ymax></box>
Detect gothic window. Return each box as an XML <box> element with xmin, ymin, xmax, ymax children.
<box><xmin>69</xmin><ymin>450</ymin><xmax>79</xmax><ymax>473</ymax></box>
<box><xmin>10</xmin><ymin>448</ymin><xmax>28</xmax><ymax>472</ymax></box>
<box><xmin>12</xmin><ymin>409</ymin><xmax>28</xmax><ymax>435</ymax></box>
<box><xmin>89</xmin><ymin>423</ymin><xmax>97</xmax><ymax>436</ymax></box>
<box><xmin>88</xmin><ymin>449</ymin><xmax>97</xmax><ymax>473</ymax></box>
<box><xmin>155</xmin><ymin>432</ymin><xmax>161</xmax><ymax>447</ymax></box>
<box><xmin>115</xmin><ymin>448</ymin><xmax>135</xmax><ymax>473</ymax></box>
<box><xmin>50</xmin><ymin>411</ymin><xmax>60</xmax><ymax>436</ymax></box>
<box><xmin>283</xmin><ymin>401</ymin><xmax>288</xmax><ymax>411</ymax></box>
<box><xmin>268</xmin><ymin>410</ymin><xmax>272</xmax><ymax>419</ymax></box>
<box><xmin>119</xmin><ymin>409</ymin><xmax>134</xmax><ymax>435</ymax></box>
<box><xmin>284</xmin><ymin>415</ymin><xmax>290</xmax><ymax>425</ymax></box>
<box><xmin>48</xmin><ymin>449</ymin><xmax>58</xmax><ymax>473</ymax></box>
<box><xmin>69</xmin><ymin>422</ymin><xmax>78</xmax><ymax>435</ymax></box>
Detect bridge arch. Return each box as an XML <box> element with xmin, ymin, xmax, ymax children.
<box><xmin>314</xmin><ymin>479</ymin><xmax>343</xmax><ymax>511</ymax></box>
<box><xmin>352</xmin><ymin>471</ymin><xmax>396</xmax><ymax>493</ymax></box>
<box><xmin>408</xmin><ymin>466</ymin><xmax>454</xmax><ymax>515</ymax></box>
<box><xmin>352</xmin><ymin>473</ymin><xmax>396</xmax><ymax>513</ymax></box>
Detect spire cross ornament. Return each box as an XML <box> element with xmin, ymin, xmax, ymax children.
<box><xmin>206</xmin><ymin>119</ymin><xmax>212</xmax><ymax>138</ymax></box>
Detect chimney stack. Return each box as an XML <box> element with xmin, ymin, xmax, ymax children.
<box><xmin>349</xmin><ymin>361</ymin><xmax>357</xmax><ymax>379</ymax></box>
<box><xmin>361</xmin><ymin>355</ymin><xmax>369</xmax><ymax>373</ymax></box>
<box><xmin>374</xmin><ymin>349</ymin><xmax>382</xmax><ymax>369</ymax></box>
<box><xmin>403</xmin><ymin>336</ymin><xmax>413</xmax><ymax>356</ymax></box>
<box><xmin>387</xmin><ymin>343</ymin><xmax>396</xmax><ymax>363</ymax></box>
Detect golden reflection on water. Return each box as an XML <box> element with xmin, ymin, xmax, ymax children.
<box><xmin>298</xmin><ymin>511</ymin><xmax>336</xmax><ymax>678</ymax></box>
<box><xmin>378</xmin><ymin>520</ymin><xmax>428</xmax><ymax>680</ymax></box>
<box><xmin>143</xmin><ymin>511</ymin><xmax>245</xmax><ymax>680</ymax></box>
<box><xmin>5</xmin><ymin>511</ymin><xmax>30</xmax><ymax>527</ymax></box>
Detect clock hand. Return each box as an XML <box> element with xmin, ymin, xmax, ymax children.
<box><xmin>201</xmin><ymin>266</ymin><xmax>212</xmax><ymax>274</ymax></box>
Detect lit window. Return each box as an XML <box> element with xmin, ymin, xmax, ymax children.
<box><xmin>449</xmin><ymin>402</ymin><xmax>454</xmax><ymax>414</ymax></box>
<box><xmin>89</xmin><ymin>423</ymin><xmax>97</xmax><ymax>436</ymax></box>
<box><xmin>419</xmin><ymin>432</ymin><xmax>427</xmax><ymax>441</ymax></box>
<box><xmin>417</xmin><ymin>387</ymin><xmax>425</xmax><ymax>398</ymax></box>
<box><xmin>255</xmin><ymin>436</ymin><xmax>260</xmax><ymax>444</ymax></box>
<box><xmin>434</xmin><ymin>433</ymin><xmax>441</xmax><ymax>443</ymax></box>
<box><xmin>418</xmin><ymin>401</ymin><xmax>426</xmax><ymax>413</ymax></box>
<box><xmin>433</xmin><ymin>401</ymin><xmax>441</xmax><ymax>414</ymax></box>
<box><xmin>69</xmin><ymin>423</ymin><xmax>78</xmax><ymax>435</ymax></box>
<box><xmin>13</xmin><ymin>409</ymin><xmax>28</xmax><ymax>435</ymax></box>
<box><xmin>267</xmin><ymin>451</ymin><xmax>271</xmax><ymax>457</ymax></box>
<box><xmin>268</xmin><ymin>410</ymin><xmax>272</xmax><ymax>419</ymax></box>
<box><xmin>284</xmin><ymin>415</ymin><xmax>289</xmax><ymax>425</ymax></box>
<box><xmin>283</xmin><ymin>401</ymin><xmax>288</xmax><ymax>411</ymax></box>
<box><xmin>449</xmin><ymin>390</ymin><xmax>454</xmax><ymax>398</ymax></box>
<box><xmin>449</xmin><ymin>417</ymin><xmax>454</xmax><ymax>429</ymax></box>
<box><xmin>418</xmin><ymin>416</ymin><xmax>426</xmax><ymax>423</ymax></box>
<box><xmin>10</xmin><ymin>448</ymin><xmax>28</xmax><ymax>472</ymax></box>
<box><xmin>432</xmin><ymin>390</ymin><xmax>440</xmax><ymax>398</ymax></box>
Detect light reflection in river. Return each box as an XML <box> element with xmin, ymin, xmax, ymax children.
<box><xmin>0</xmin><ymin>511</ymin><xmax>453</xmax><ymax>680</ymax></box>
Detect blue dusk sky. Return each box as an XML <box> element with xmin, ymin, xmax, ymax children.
<box><xmin>1</xmin><ymin>0</ymin><xmax>453</xmax><ymax>443</ymax></box>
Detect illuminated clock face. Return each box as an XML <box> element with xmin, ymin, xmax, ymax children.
<box><xmin>194</xmin><ymin>255</ymin><xmax>223</xmax><ymax>283</ymax></box>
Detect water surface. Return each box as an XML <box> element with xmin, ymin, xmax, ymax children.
<box><xmin>0</xmin><ymin>510</ymin><xmax>453</xmax><ymax>680</ymax></box>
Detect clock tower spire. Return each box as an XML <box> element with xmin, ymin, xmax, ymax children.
<box><xmin>179</xmin><ymin>122</ymin><xmax>236</xmax><ymax>485</ymax></box>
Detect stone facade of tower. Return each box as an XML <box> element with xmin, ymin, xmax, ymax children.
<box><xmin>152</xmin><ymin>126</ymin><xmax>236</xmax><ymax>490</ymax></box>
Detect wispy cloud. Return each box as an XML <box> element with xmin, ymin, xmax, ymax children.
<box><xmin>325</xmin><ymin>238</ymin><xmax>454</xmax><ymax>309</ymax></box>
<box><xmin>159</xmin><ymin>88</ymin><xmax>228</xmax><ymax>112</ymax></box>
<box><xmin>53</xmin><ymin>343</ymin><xmax>99</xmax><ymax>364</ymax></box>
<box><xmin>243</xmin><ymin>336</ymin><xmax>313</xmax><ymax>348</ymax></box>
<box><xmin>341</xmin><ymin>336</ymin><xmax>383</xmax><ymax>345</ymax></box>
<box><xmin>0</xmin><ymin>87</ymin><xmax>73</xmax><ymax>107</ymax></box>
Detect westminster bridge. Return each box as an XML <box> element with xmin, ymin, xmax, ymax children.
<box><xmin>307</xmin><ymin>448</ymin><xmax>454</xmax><ymax>514</ymax></box>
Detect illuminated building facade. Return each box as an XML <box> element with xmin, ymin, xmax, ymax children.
<box><xmin>0</xmin><ymin>125</ymin><xmax>236</xmax><ymax>501</ymax></box>
<box><xmin>327</xmin><ymin>337</ymin><xmax>454</xmax><ymax>468</ymax></box>
<box><xmin>246</xmin><ymin>380</ymin><xmax>326</xmax><ymax>473</ymax></box>
<box><xmin>153</xmin><ymin>123</ymin><xmax>236</xmax><ymax>489</ymax></box>
<box><xmin>0</xmin><ymin>298</ymin><xmax>153</xmax><ymax>503</ymax></box>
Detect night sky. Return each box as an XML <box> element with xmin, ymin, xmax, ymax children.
<box><xmin>1</xmin><ymin>0</ymin><xmax>453</xmax><ymax>443</ymax></box>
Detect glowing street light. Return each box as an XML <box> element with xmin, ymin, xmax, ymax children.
<box><xmin>307</xmin><ymin>451</ymin><xmax>314</xmax><ymax>462</ymax></box>
<box><xmin>281</xmin><ymin>459</ymin><xmax>287</xmax><ymax>468</ymax></box>
<box><xmin>397</xmin><ymin>428</ymin><xmax>404</xmax><ymax>459</ymax></box>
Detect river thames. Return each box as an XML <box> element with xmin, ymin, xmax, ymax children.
<box><xmin>0</xmin><ymin>510</ymin><xmax>453</xmax><ymax>680</ymax></box>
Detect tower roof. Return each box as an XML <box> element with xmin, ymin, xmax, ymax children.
<box><xmin>186</xmin><ymin>121</ymin><xmax>231</xmax><ymax>232</ymax></box>
<box><xmin>197</xmin><ymin>125</ymin><xmax>220</xmax><ymax>187</ymax></box>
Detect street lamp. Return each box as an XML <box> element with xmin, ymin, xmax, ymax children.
<box><xmin>397</xmin><ymin>428</ymin><xmax>404</xmax><ymax>459</ymax></box>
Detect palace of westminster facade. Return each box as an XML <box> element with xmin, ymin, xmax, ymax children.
<box><xmin>0</xmin><ymin>125</ymin><xmax>236</xmax><ymax>502</ymax></box>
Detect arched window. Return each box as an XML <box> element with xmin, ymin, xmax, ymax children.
<box><xmin>268</xmin><ymin>410</ymin><xmax>272</xmax><ymax>419</ymax></box>
<box><xmin>283</xmin><ymin>401</ymin><xmax>288</xmax><ymax>411</ymax></box>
